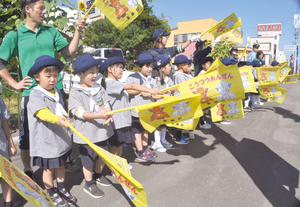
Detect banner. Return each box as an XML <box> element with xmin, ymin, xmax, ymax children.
<box><xmin>283</xmin><ymin>74</ymin><xmax>300</xmax><ymax>84</ymax></box>
<box><xmin>278</xmin><ymin>61</ymin><xmax>288</xmax><ymax>67</ymax></box>
<box><xmin>178</xmin><ymin>65</ymin><xmax>245</xmax><ymax>109</ymax></box>
<box><xmin>257</xmin><ymin>83</ymin><xmax>281</xmax><ymax>98</ymax></box>
<box><xmin>239</xmin><ymin>66</ymin><xmax>257</xmax><ymax>93</ymax></box>
<box><xmin>269</xmin><ymin>88</ymin><xmax>287</xmax><ymax>104</ymax></box>
<box><xmin>0</xmin><ymin>156</ymin><xmax>55</xmax><ymax>207</ymax></box>
<box><xmin>166</xmin><ymin>117</ymin><xmax>200</xmax><ymax>130</ymax></box>
<box><xmin>279</xmin><ymin>63</ymin><xmax>291</xmax><ymax>82</ymax></box>
<box><xmin>136</xmin><ymin>94</ymin><xmax>203</xmax><ymax>133</ymax></box>
<box><xmin>227</xmin><ymin>17</ymin><xmax>243</xmax><ymax>42</ymax></box>
<box><xmin>211</xmin><ymin>99</ymin><xmax>244</xmax><ymax>122</ymax></box>
<box><xmin>95</xmin><ymin>0</ymin><xmax>144</xmax><ymax>31</ymax></box>
<box><xmin>256</xmin><ymin>67</ymin><xmax>280</xmax><ymax>85</ymax></box>
<box><xmin>205</xmin><ymin>13</ymin><xmax>242</xmax><ymax>38</ymax></box>
<box><xmin>205</xmin><ymin>59</ymin><xmax>224</xmax><ymax>73</ymax></box>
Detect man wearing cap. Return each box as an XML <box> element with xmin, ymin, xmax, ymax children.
<box><xmin>247</xmin><ymin>43</ymin><xmax>260</xmax><ymax>62</ymax></box>
<box><xmin>193</xmin><ymin>40</ymin><xmax>214</xmax><ymax>76</ymax></box>
<box><xmin>289</xmin><ymin>55</ymin><xmax>295</xmax><ymax>74</ymax></box>
<box><xmin>229</xmin><ymin>47</ymin><xmax>239</xmax><ymax>62</ymax></box>
<box><xmin>0</xmin><ymin>0</ymin><xmax>86</xmax><ymax>178</ymax></box>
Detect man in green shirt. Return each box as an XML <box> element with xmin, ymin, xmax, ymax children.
<box><xmin>0</xmin><ymin>0</ymin><xmax>86</xmax><ymax>178</ymax></box>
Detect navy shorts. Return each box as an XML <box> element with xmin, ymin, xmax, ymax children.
<box><xmin>131</xmin><ymin>116</ymin><xmax>145</xmax><ymax>134</ymax></box>
<box><xmin>19</xmin><ymin>96</ymin><xmax>30</xmax><ymax>150</ymax></box>
<box><xmin>78</xmin><ymin>141</ymin><xmax>108</xmax><ymax>168</ymax></box>
<box><xmin>108</xmin><ymin>126</ymin><xmax>135</xmax><ymax>147</ymax></box>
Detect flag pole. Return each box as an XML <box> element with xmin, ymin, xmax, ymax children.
<box><xmin>82</xmin><ymin>0</ymin><xmax>97</xmax><ymax>19</ymax></box>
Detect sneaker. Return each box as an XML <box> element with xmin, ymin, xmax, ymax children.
<box><xmin>252</xmin><ymin>104</ymin><xmax>260</xmax><ymax>109</ymax></box>
<box><xmin>50</xmin><ymin>193</ymin><xmax>69</xmax><ymax>207</ymax></box>
<box><xmin>200</xmin><ymin>122</ymin><xmax>211</xmax><ymax>129</ymax></box>
<box><xmin>188</xmin><ymin>131</ymin><xmax>195</xmax><ymax>139</ymax></box>
<box><xmin>220</xmin><ymin>120</ymin><xmax>231</xmax><ymax>125</ymax></box>
<box><xmin>174</xmin><ymin>138</ymin><xmax>189</xmax><ymax>145</ymax></box>
<box><xmin>57</xmin><ymin>188</ymin><xmax>77</xmax><ymax>205</ymax></box>
<box><xmin>182</xmin><ymin>129</ymin><xmax>189</xmax><ymax>134</ymax></box>
<box><xmin>24</xmin><ymin>169</ymin><xmax>34</xmax><ymax>180</ymax></box>
<box><xmin>180</xmin><ymin>135</ymin><xmax>189</xmax><ymax>141</ymax></box>
<box><xmin>95</xmin><ymin>176</ymin><xmax>111</xmax><ymax>187</ymax></box>
<box><xmin>161</xmin><ymin>140</ymin><xmax>173</xmax><ymax>148</ymax></box>
<box><xmin>243</xmin><ymin>107</ymin><xmax>252</xmax><ymax>112</ymax></box>
<box><xmin>136</xmin><ymin>152</ymin><xmax>155</xmax><ymax>162</ymax></box>
<box><xmin>64</xmin><ymin>162</ymin><xmax>80</xmax><ymax>173</ymax></box>
<box><xmin>84</xmin><ymin>183</ymin><xmax>104</xmax><ymax>198</ymax></box>
<box><xmin>145</xmin><ymin>148</ymin><xmax>158</xmax><ymax>158</ymax></box>
<box><xmin>128</xmin><ymin>164</ymin><xmax>133</xmax><ymax>170</ymax></box>
<box><xmin>152</xmin><ymin>143</ymin><xmax>166</xmax><ymax>152</ymax></box>
<box><xmin>259</xmin><ymin>101</ymin><xmax>264</xmax><ymax>106</ymax></box>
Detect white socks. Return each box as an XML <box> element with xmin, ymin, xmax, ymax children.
<box><xmin>154</xmin><ymin>128</ymin><xmax>167</xmax><ymax>145</ymax></box>
<box><xmin>160</xmin><ymin>128</ymin><xmax>167</xmax><ymax>142</ymax></box>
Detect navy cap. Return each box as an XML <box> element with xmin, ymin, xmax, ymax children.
<box><xmin>28</xmin><ymin>55</ymin><xmax>64</xmax><ymax>78</ymax></box>
<box><xmin>152</xmin><ymin>29</ymin><xmax>170</xmax><ymax>40</ymax></box>
<box><xmin>134</xmin><ymin>53</ymin><xmax>155</xmax><ymax>65</ymax></box>
<box><xmin>99</xmin><ymin>56</ymin><xmax>126</xmax><ymax>74</ymax></box>
<box><xmin>173</xmin><ymin>55</ymin><xmax>192</xmax><ymax>65</ymax></box>
<box><xmin>221</xmin><ymin>58</ymin><xmax>232</xmax><ymax>66</ymax></box>
<box><xmin>153</xmin><ymin>56</ymin><xmax>171</xmax><ymax>69</ymax></box>
<box><xmin>252</xmin><ymin>60</ymin><xmax>261</xmax><ymax>67</ymax></box>
<box><xmin>74</xmin><ymin>54</ymin><xmax>104</xmax><ymax>75</ymax></box>
<box><xmin>253</xmin><ymin>44</ymin><xmax>260</xmax><ymax>48</ymax></box>
<box><xmin>231</xmin><ymin>46</ymin><xmax>238</xmax><ymax>51</ymax></box>
<box><xmin>271</xmin><ymin>61</ymin><xmax>279</xmax><ymax>66</ymax></box>
<box><xmin>195</xmin><ymin>40</ymin><xmax>207</xmax><ymax>49</ymax></box>
<box><xmin>200</xmin><ymin>56</ymin><xmax>214</xmax><ymax>65</ymax></box>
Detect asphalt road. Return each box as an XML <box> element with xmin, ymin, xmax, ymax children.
<box><xmin>2</xmin><ymin>82</ymin><xmax>300</xmax><ymax>207</ymax></box>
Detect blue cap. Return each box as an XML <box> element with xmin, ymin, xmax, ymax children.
<box><xmin>152</xmin><ymin>29</ymin><xmax>170</xmax><ymax>40</ymax></box>
<box><xmin>134</xmin><ymin>53</ymin><xmax>155</xmax><ymax>65</ymax></box>
<box><xmin>153</xmin><ymin>56</ymin><xmax>170</xmax><ymax>69</ymax></box>
<box><xmin>231</xmin><ymin>46</ymin><xmax>238</xmax><ymax>51</ymax></box>
<box><xmin>74</xmin><ymin>54</ymin><xmax>104</xmax><ymax>75</ymax></box>
<box><xmin>253</xmin><ymin>44</ymin><xmax>260</xmax><ymax>48</ymax></box>
<box><xmin>200</xmin><ymin>56</ymin><xmax>213</xmax><ymax>65</ymax></box>
<box><xmin>28</xmin><ymin>55</ymin><xmax>64</xmax><ymax>78</ymax></box>
<box><xmin>173</xmin><ymin>55</ymin><xmax>192</xmax><ymax>65</ymax></box>
<box><xmin>252</xmin><ymin>60</ymin><xmax>261</xmax><ymax>67</ymax></box>
<box><xmin>271</xmin><ymin>61</ymin><xmax>279</xmax><ymax>66</ymax></box>
<box><xmin>221</xmin><ymin>58</ymin><xmax>232</xmax><ymax>66</ymax></box>
<box><xmin>99</xmin><ymin>56</ymin><xmax>126</xmax><ymax>74</ymax></box>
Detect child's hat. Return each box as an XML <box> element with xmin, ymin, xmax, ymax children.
<box><xmin>134</xmin><ymin>53</ymin><xmax>155</xmax><ymax>64</ymax></box>
<box><xmin>271</xmin><ymin>60</ymin><xmax>279</xmax><ymax>66</ymax></box>
<box><xmin>153</xmin><ymin>56</ymin><xmax>170</xmax><ymax>69</ymax></box>
<box><xmin>73</xmin><ymin>54</ymin><xmax>103</xmax><ymax>75</ymax></box>
<box><xmin>152</xmin><ymin>29</ymin><xmax>170</xmax><ymax>40</ymax></box>
<box><xmin>252</xmin><ymin>60</ymin><xmax>261</xmax><ymax>67</ymax></box>
<box><xmin>221</xmin><ymin>58</ymin><xmax>232</xmax><ymax>66</ymax></box>
<box><xmin>28</xmin><ymin>55</ymin><xmax>64</xmax><ymax>78</ymax></box>
<box><xmin>99</xmin><ymin>56</ymin><xmax>126</xmax><ymax>74</ymax></box>
<box><xmin>200</xmin><ymin>56</ymin><xmax>213</xmax><ymax>65</ymax></box>
<box><xmin>173</xmin><ymin>55</ymin><xmax>192</xmax><ymax>65</ymax></box>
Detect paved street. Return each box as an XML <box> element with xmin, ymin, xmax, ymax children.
<box><xmin>2</xmin><ymin>82</ymin><xmax>300</xmax><ymax>207</ymax></box>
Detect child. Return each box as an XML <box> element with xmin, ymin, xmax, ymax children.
<box><xmin>198</xmin><ymin>56</ymin><xmax>214</xmax><ymax>129</ymax></box>
<box><xmin>0</xmin><ymin>98</ymin><xmax>17</xmax><ymax>207</ymax></box>
<box><xmin>173</xmin><ymin>55</ymin><xmax>194</xmax><ymax>144</ymax></box>
<box><xmin>68</xmin><ymin>54</ymin><xmax>114</xmax><ymax>198</ymax></box>
<box><xmin>27</xmin><ymin>55</ymin><xmax>77</xmax><ymax>206</ymax></box>
<box><xmin>153</xmin><ymin>56</ymin><xmax>178</xmax><ymax>151</ymax></box>
<box><xmin>99</xmin><ymin>56</ymin><xmax>160</xmax><ymax>163</ymax></box>
<box><xmin>127</xmin><ymin>53</ymin><xmax>161</xmax><ymax>162</ymax></box>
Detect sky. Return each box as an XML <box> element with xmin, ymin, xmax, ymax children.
<box><xmin>66</xmin><ymin>0</ymin><xmax>300</xmax><ymax>59</ymax></box>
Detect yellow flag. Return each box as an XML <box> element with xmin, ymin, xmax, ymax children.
<box><xmin>205</xmin><ymin>13</ymin><xmax>242</xmax><ymax>38</ymax></box>
<box><xmin>66</xmin><ymin>122</ymin><xmax>148</xmax><ymax>207</ymax></box>
<box><xmin>136</xmin><ymin>94</ymin><xmax>203</xmax><ymax>133</ymax></box>
<box><xmin>239</xmin><ymin>66</ymin><xmax>257</xmax><ymax>93</ymax></box>
<box><xmin>278</xmin><ymin>61</ymin><xmax>288</xmax><ymax>67</ymax></box>
<box><xmin>279</xmin><ymin>63</ymin><xmax>291</xmax><ymax>82</ymax></box>
<box><xmin>94</xmin><ymin>0</ymin><xmax>144</xmax><ymax>31</ymax></box>
<box><xmin>205</xmin><ymin>58</ymin><xmax>224</xmax><ymax>73</ymax></box>
<box><xmin>178</xmin><ymin>64</ymin><xmax>245</xmax><ymax>109</ymax></box>
<box><xmin>227</xmin><ymin>17</ymin><xmax>243</xmax><ymax>42</ymax></box>
<box><xmin>211</xmin><ymin>99</ymin><xmax>244</xmax><ymax>122</ymax></box>
<box><xmin>257</xmin><ymin>83</ymin><xmax>281</xmax><ymax>98</ymax></box>
<box><xmin>166</xmin><ymin>117</ymin><xmax>200</xmax><ymax>130</ymax></box>
<box><xmin>0</xmin><ymin>155</ymin><xmax>55</xmax><ymax>207</ymax></box>
<box><xmin>283</xmin><ymin>74</ymin><xmax>300</xmax><ymax>84</ymax></box>
<box><xmin>269</xmin><ymin>88</ymin><xmax>287</xmax><ymax>104</ymax></box>
<box><xmin>256</xmin><ymin>67</ymin><xmax>280</xmax><ymax>85</ymax></box>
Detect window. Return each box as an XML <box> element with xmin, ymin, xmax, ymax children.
<box><xmin>174</xmin><ymin>35</ymin><xmax>178</xmax><ymax>42</ymax></box>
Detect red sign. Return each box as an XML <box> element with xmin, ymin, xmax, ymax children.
<box><xmin>257</xmin><ymin>23</ymin><xmax>282</xmax><ymax>35</ymax></box>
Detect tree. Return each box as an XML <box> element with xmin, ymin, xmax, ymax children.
<box><xmin>83</xmin><ymin>0</ymin><xmax>170</xmax><ymax>70</ymax></box>
<box><xmin>210</xmin><ymin>37</ymin><xmax>238</xmax><ymax>61</ymax></box>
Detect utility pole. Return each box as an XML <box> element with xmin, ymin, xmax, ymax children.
<box><xmin>294</xmin><ymin>29</ymin><xmax>299</xmax><ymax>74</ymax></box>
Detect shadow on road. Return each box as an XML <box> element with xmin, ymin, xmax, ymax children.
<box><xmin>274</xmin><ymin>107</ymin><xmax>300</xmax><ymax>123</ymax></box>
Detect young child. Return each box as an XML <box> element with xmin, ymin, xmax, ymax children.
<box><xmin>27</xmin><ymin>55</ymin><xmax>77</xmax><ymax>206</ymax></box>
<box><xmin>0</xmin><ymin>98</ymin><xmax>17</xmax><ymax>207</ymax></box>
<box><xmin>127</xmin><ymin>53</ymin><xmax>161</xmax><ymax>162</ymax></box>
<box><xmin>153</xmin><ymin>56</ymin><xmax>178</xmax><ymax>152</ymax></box>
<box><xmin>173</xmin><ymin>55</ymin><xmax>194</xmax><ymax>144</ymax></box>
<box><xmin>68</xmin><ymin>54</ymin><xmax>114</xmax><ymax>198</ymax></box>
<box><xmin>99</xmin><ymin>56</ymin><xmax>160</xmax><ymax>164</ymax></box>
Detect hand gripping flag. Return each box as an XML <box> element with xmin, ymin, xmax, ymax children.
<box><xmin>65</xmin><ymin>122</ymin><xmax>148</xmax><ymax>207</ymax></box>
<box><xmin>279</xmin><ymin>63</ymin><xmax>291</xmax><ymax>82</ymax></box>
<box><xmin>257</xmin><ymin>83</ymin><xmax>281</xmax><ymax>98</ymax></box>
<box><xmin>203</xmin><ymin>13</ymin><xmax>242</xmax><ymax>38</ymax></box>
<box><xmin>0</xmin><ymin>155</ymin><xmax>55</xmax><ymax>207</ymax></box>
<box><xmin>227</xmin><ymin>17</ymin><xmax>243</xmax><ymax>42</ymax></box>
<box><xmin>211</xmin><ymin>99</ymin><xmax>244</xmax><ymax>122</ymax></box>
<box><xmin>239</xmin><ymin>66</ymin><xmax>258</xmax><ymax>93</ymax></box>
<box><xmin>256</xmin><ymin>67</ymin><xmax>280</xmax><ymax>85</ymax></box>
<box><xmin>269</xmin><ymin>88</ymin><xmax>287</xmax><ymax>104</ymax></box>
<box><xmin>94</xmin><ymin>0</ymin><xmax>144</xmax><ymax>30</ymax></box>
<box><xmin>283</xmin><ymin>74</ymin><xmax>300</xmax><ymax>84</ymax></box>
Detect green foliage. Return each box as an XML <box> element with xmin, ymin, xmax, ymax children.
<box><xmin>84</xmin><ymin>0</ymin><xmax>170</xmax><ymax>69</ymax></box>
<box><xmin>210</xmin><ymin>37</ymin><xmax>238</xmax><ymax>61</ymax></box>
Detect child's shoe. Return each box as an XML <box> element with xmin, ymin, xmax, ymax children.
<box><xmin>57</xmin><ymin>188</ymin><xmax>77</xmax><ymax>205</ymax></box>
<box><xmin>145</xmin><ymin>148</ymin><xmax>158</xmax><ymax>158</ymax></box>
<box><xmin>199</xmin><ymin>122</ymin><xmax>212</xmax><ymax>129</ymax></box>
<box><xmin>180</xmin><ymin>134</ymin><xmax>189</xmax><ymax>141</ymax></box>
<box><xmin>152</xmin><ymin>143</ymin><xmax>166</xmax><ymax>152</ymax></box>
<box><xmin>161</xmin><ymin>140</ymin><xmax>173</xmax><ymax>148</ymax></box>
<box><xmin>84</xmin><ymin>183</ymin><xmax>104</xmax><ymax>198</ymax></box>
<box><xmin>95</xmin><ymin>176</ymin><xmax>111</xmax><ymax>187</ymax></box>
<box><xmin>220</xmin><ymin>120</ymin><xmax>231</xmax><ymax>125</ymax></box>
<box><xmin>174</xmin><ymin>138</ymin><xmax>189</xmax><ymax>145</ymax></box>
<box><xmin>50</xmin><ymin>193</ymin><xmax>69</xmax><ymax>207</ymax></box>
<box><xmin>136</xmin><ymin>152</ymin><xmax>155</xmax><ymax>162</ymax></box>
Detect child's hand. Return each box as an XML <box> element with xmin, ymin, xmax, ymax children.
<box><xmin>141</xmin><ymin>92</ymin><xmax>150</xmax><ymax>97</ymax></box>
<box><xmin>103</xmin><ymin>117</ymin><xmax>113</xmax><ymax>125</ymax></box>
<box><xmin>9</xmin><ymin>143</ymin><xmax>17</xmax><ymax>156</ymax></box>
<box><xmin>58</xmin><ymin>116</ymin><xmax>69</xmax><ymax>128</ymax></box>
<box><xmin>171</xmin><ymin>87</ymin><xmax>178</xmax><ymax>94</ymax></box>
<box><xmin>98</xmin><ymin>110</ymin><xmax>113</xmax><ymax>120</ymax></box>
<box><xmin>149</xmin><ymin>88</ymin><xmax>160</xmax><ymax>95</ymax></box>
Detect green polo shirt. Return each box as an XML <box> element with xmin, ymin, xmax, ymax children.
<box><xmin>0</xmin><ymin>23</ymin><xmax>69</xmax><ymax>96</ymax></box>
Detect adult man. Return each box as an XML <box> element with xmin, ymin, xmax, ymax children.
<box><xmin>247</xmin><ymin>43</ymin><xmax>260</xmax><ymax>62</ymax></box>
<box><xmin>0</xmin><ymin>0</ymin><xmax>85</xmax><ymax>178</ymax></box>
<box><xmin>289</xmin><ymin>55</ymin><xmax>295</xmax><ymax>75</ymax></box>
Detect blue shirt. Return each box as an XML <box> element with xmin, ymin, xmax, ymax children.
<box><xmin>247</xmin><ymin>50</ymin><xmax>256</xmax><ymax>62</ymax></box>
